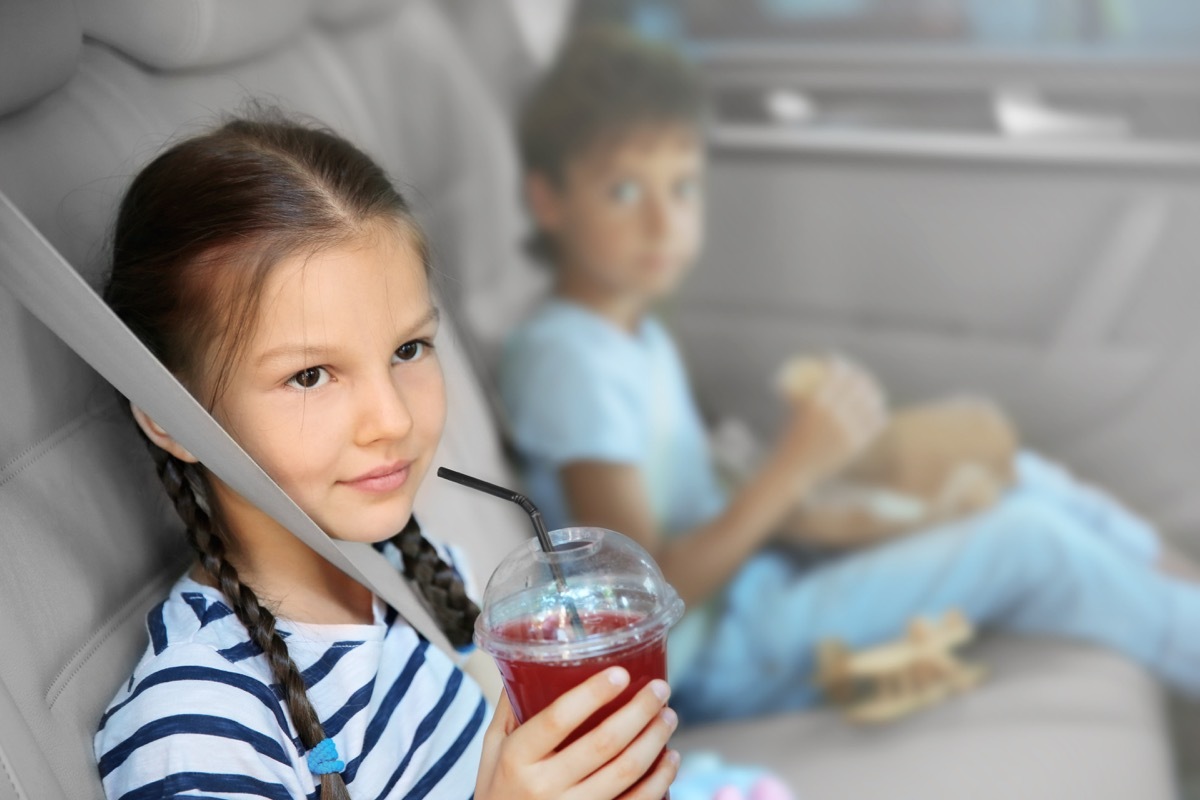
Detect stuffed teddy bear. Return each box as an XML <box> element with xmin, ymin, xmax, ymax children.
<box><xmin>713</xmin><ymin>357</ymin><xmax>1020</xmax><ymax>551</ymax></box>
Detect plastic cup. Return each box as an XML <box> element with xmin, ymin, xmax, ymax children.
<box><xmin>475</xmin><ymin>527</ymin><xmax>685</xmax><ymax>754</ymax></box>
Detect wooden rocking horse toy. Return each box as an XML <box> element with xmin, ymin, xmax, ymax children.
<box><xmin>816</xmin><ymin>609</ymin><xmax>985</xmax><ymax>723</ymax></box>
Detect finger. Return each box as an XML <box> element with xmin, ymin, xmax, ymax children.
<box><xmin>835</xmin><ymin>403</ymin><xmax>885</xmax><ymax>454</ymax></box>
<box><xmin>807</xmin><ymin>361</ymin><xmax>859</xmax><ymax>433</ymax></box>
<box><xmin>840</xmin><ymin>379</ymin><xmax>887</xmax><ymax>440</ymax></box>
<box><xmin>615</xmin><ymin>749</ymin><xmax>682</xmax><ymax>800</ymax></box>
<box><xmin>826</xmin><ymin>368</ymin><xmax>886</xmax><ymax>440</ymax></box>
<box><xmin>813</xmin><ymin>356</ymin><xmax>850</xmax><ymax>406</ymax></box>
<box><xmin>829</xmin><ymin>358</ymin><xmax>885</xmax><ymax>412</ymax></box>
<box><xmin>818</xmin><ymin>358</ymin><xmax>882</xmax><ymax>422</ymax></box>
<box><xmin>477</xmin><ymin>691</ymin><xmax>516</xmax><ymax>782</ymax></box>
<box><xmin>505</xmin><ymin>667</ymin><xmax>632</xmax><ymax>762</ymax></box>
<box><xmin>556</xmin><ymin>678</ymin><xmax>672</xmax><ymax>779</ymax></box>
<box><xmin>493</xmin><ymin>690</ymin><xmax>519</xmax><ymax>735</ymax></box>
<box><xmin>827</xmin><ymin>386</ymin><xmax>875</xmax><ymax>444</ymax></box>
<box><xmin>568</xmin><ymin>706</ymin><xmax>679</xmax><ymax>800</ymax></box>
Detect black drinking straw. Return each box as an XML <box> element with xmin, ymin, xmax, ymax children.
<box><xmin>437</xmin><ymin>467</ymin><xmax>587</xmax><ymax>638</ymax></box>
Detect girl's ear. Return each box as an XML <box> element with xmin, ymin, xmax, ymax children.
<box><xmin>525</xmin><ymin>171</ymin><xmax>563</xmax><ymax>234</ymax></box>
<box><xmin>131</xmin><ymin>404</ymin><xmax>199</xmax><ymax>463</ymax></box>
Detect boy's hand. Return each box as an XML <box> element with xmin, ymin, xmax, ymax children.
<box><xmin>475</xmin><ymin>667</ymin><xmax>681</xmax><ymax>800</ymax></box>
<box><xmin>774</xmin><ymin>356</ymin><xmax>887</xmax><ymax>491</ymax></box>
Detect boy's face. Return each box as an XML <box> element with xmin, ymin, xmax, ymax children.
<box><xmin>532</xmin><ymin>125</ymin><xmax>705</xmax><ymax>304</ymax></box>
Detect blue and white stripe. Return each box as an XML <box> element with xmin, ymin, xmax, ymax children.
<box><xmin>96</xmin><ymin>544</ymin><xmax>487</xmax><ymax>799</ymax></box>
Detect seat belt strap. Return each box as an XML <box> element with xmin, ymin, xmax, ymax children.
<box><xmin>0</xmin><ymin>192</ymin><xmax>456</xmax><ymax>658</ymax></box>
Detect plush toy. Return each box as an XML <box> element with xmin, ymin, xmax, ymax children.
<box><xmin>774</xmin><ymin>356</ymin><xmax>1019</xmax><ymax>549</ymax></box>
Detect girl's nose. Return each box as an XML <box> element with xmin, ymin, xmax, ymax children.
<box><xmin>355</xmin><ymin>371</ymin><xmax>414</xmax><ymax>445</ymax></box>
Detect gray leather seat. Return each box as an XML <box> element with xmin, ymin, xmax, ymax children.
<box><xmin>0</xmin><ymin>1</ymin><xmax>1179</xmax><ymax>798</ymax></box>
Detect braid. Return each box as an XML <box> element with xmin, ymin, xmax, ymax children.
<box><xmin>148</xmin><ymin>445</ymin><xmax>352</xmax><ymax>800</ymax></box>
<box><xmin>392</xmin><ymin>517</ymin><xmax>480</xmax><ymax>648</ymax></box>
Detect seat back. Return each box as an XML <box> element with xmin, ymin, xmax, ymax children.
<box><xmin>0</xmin><ymin>1</ymin><xmax>532</xmax><ymax>796</ymax></box>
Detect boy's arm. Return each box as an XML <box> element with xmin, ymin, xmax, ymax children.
<box><xmin>561</xmin><ymin>448</ymin><xmax>818</xmax><ymax>609</ymax></box>
<box><xmin>560</xmin><ymin>357</ymin><xmax>887</xmax><ymax>609</ymax></box>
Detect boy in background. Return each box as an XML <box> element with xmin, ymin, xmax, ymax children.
<box><xmin>501</xmin><ymin>23</ymin><xmax>885</xmax><ymax>684</ymax></box>
<box><xmin>500</xmin><ymin>26</ymin><xmax>1195</xmax><ymax>724</ymax></box>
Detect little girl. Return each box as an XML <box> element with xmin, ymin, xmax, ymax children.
<box><xmin>94</xmin><ymin>115</ymin><xmax>680</xmax><ymax>799</ymax></box>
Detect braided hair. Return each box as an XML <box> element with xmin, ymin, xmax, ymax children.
<box><xmin>145</xmin><ymin>443</ymin><xmax>477</xmax><ymax>798</ymax></box>
<box><xmin>105</xmin><ymin>112</ymin><xmax>478</xmax><ymax>797</ymax></box>
<box><xmin>391</xmin><ymin>515</ymin><xmax>479</xmax><ymax>648</ymax></box>
<box><xmin>151</xmin><ymin>449</ymin><xmax>349</xmax><ymax>796</ymax></box>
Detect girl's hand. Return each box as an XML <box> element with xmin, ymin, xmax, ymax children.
<box><xmin>476</xmin><ymin>667</ymin><xmax>681</xmax><ymax>800</ymax></box>
<box><xmin>774</xmin><ymin>357</ymin><xmax>888</xmax><ymax>490</ymax></box>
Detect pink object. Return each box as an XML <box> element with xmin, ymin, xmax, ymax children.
<box><xmin>710</xmin><ymin>775</ymin><xmax>795</xmax><ymax>800</ymax></box>
<box><xmin>750</xmin><ymin>776</ymin><xmax>795</xmax><ymax>800</ymax></box>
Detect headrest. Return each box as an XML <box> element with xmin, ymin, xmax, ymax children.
<box><xmin>78</xmin><ymin>0</ymin><xmax>317</xmax><ymax>71</ymax></box>
<box><xmin>0</xmin><ymin>0</ymin><xmax>82</xmax><ymax>118</ymax></box>
<box><xmin>510</xmin><ymin>0</ymin><xmax>574</xmax><ymax>67</ymax></box>
<box><xmin>313</xmin><ymin>0</ymin><xmax>405</xmax><ymax>31</ymax></box>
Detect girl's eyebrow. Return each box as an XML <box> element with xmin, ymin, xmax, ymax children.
<box><xmin>256</xmin><ymin>306</ymin><xmax>440</xmax><ymax>366</ymax></box>
<box><xmin>404</xmin><ymin>306</ymin><xmax>440</xmax><ymax>336</ymax></box>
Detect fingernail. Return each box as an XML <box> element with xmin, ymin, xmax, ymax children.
<box><xmin>666</xmin><ymin>749</ymin><xmax>682</xmax><ymax>766</ymax></box>
<box><xmin>659</xmin><ymin>707</ymin><xmax>678</xmax><ymax>728</ymax></box>
<box><xmin>649</xmin><ymin>679</ymin><xmax>671</xmax><ymax>701</ymax></box>
<box><xmin>607</xmin><ymin>667</ymin><xmax>630</xmax><ymax>687</ymax></box>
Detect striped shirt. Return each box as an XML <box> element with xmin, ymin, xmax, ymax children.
<box><xmin>95</xmin><ymin>543</ymin><xmax>487</xmax><ymax>799</ymax></box>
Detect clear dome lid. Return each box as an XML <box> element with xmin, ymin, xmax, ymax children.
<box><xmin>474</xmin><ymin>527</ymin><xmax>685</xmax><ymax>663</ymax></box>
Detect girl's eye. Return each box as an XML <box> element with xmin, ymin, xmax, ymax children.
<box><xmin>392</xmin><ymin>339</ymin><xmax>431</xmax><ymax>364</ymax></box>
<box><xmin>286</xmin><ymin>366</ymin><xmax>329</xmax><ymax>390</ymax></box>
<box><xmin>610</xmin><ymin>180</ymin><xmax>641</xmax><ymax>206</ymax></box>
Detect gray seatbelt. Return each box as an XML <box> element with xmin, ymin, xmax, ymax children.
<box><xmin>0</xmin><ymin>192</ymin><xmax>456</xmax><ymax>658</ymax></box>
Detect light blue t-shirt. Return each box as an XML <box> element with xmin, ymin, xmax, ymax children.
<box><xmin>500</xmin><ymin>298</ymin><xmax>726</xmax><ymax>533</ymax></box>
<box><xmin>499</xmin><ymin>298</ymin><xmax>728</xmax><ymax>679</ymax></box>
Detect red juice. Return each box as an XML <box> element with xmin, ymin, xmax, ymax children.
<box><xmin>492</xmin><ymin>609</ymin><xmax>668</xmax><ymax>746</ymax></box>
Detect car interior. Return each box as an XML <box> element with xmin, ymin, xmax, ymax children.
<box><xmin>0</xmin><ymin>0</ymin><xmax>1197</xmax><ymax>798</ymax></box>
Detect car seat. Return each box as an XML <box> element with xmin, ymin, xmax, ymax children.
<box><xmin>0</xmin><ymin>1</ymin><xmax>1181</xmax><ymax>798</ymax></box>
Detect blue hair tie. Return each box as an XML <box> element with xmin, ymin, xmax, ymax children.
<box><xmin>307</xmin><ymin>738</ymin><xmax>344</xmax><ymax>775</ymax></box>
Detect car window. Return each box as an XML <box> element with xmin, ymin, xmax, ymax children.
<box><xmin>594</xmin><ymin>0</ymin><xmax>1200</xmax><ymax>56</ymax></box>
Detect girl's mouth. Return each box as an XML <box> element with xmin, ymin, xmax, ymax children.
<box><xmin>341</xmin><ymin>461</ymin><xmax>412</xmax><ymax>493</ymax></box>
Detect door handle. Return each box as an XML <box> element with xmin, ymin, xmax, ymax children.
<box><xmin>994</xmin><ymin>87</ymin><xmax>1131</xmax><ymax>139</ymax></box>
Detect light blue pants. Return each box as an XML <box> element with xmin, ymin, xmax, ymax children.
<box><xmin>673</xmin><ymin>452</ymin><xmax>1200</xmax><ymax>723</ymax></box>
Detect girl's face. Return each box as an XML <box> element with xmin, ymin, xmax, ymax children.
<box><xmin>203</xmin><ymin>222</ymin><xmax>446</xmax><ymax>544</ymax></box>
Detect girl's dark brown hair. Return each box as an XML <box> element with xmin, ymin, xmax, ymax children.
<box><xmin>104</xmin><ymin>112</ymin><xmax>478</xmax><ymax>798</ymax></box>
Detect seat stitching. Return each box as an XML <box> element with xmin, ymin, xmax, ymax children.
<box><xmin>0</xmin><ymin>747</ymin><xmax>22</xmax><ymax>799</ymax></box>
<box><xmin>45</xmin><ymin>560</ymin><xmax>186</xmax><ymax>709</ymax></box>
<box><xmin>0</xmin><ymin>398</ymin><xmax>120</xmax><ymax>489</ymax></box>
